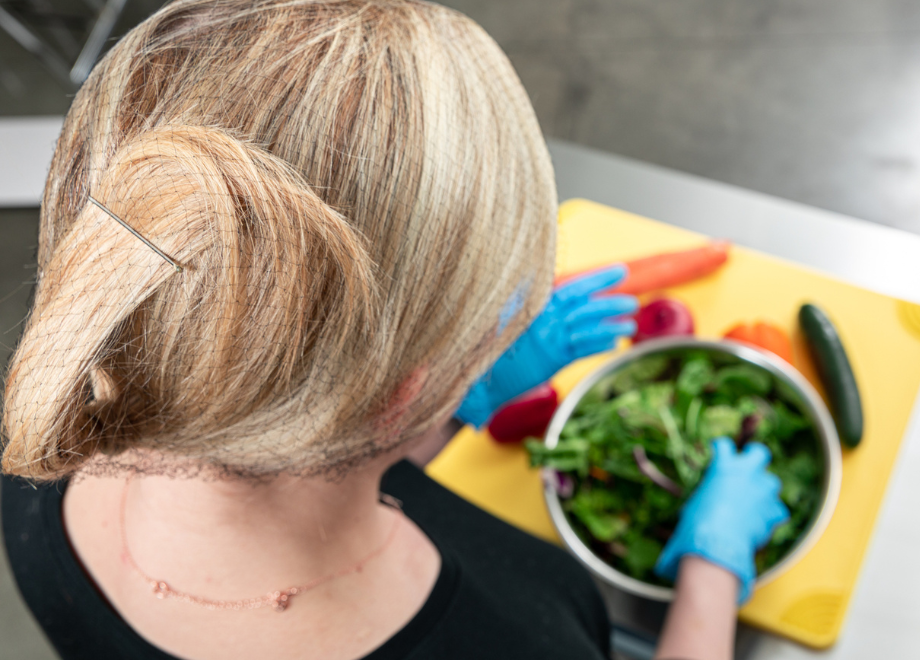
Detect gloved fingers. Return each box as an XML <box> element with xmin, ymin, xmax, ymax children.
<box><xmin>769</xmin><ymin>500</ymin><xmax>792</xmax><ymax>529</ymax></box>
<box><xmin>710</xmin><ymin>437</ymin><xmax>737</xmax><ymax>464</ymax></box>
<box><xmin>762</xmin><ymin>471</ymin><xmax>783</xmax><ymax>497</ymax></box>
<box><xmin>554</xmin><ymin>264</ymin><xmax>628</xmax><ymax>305</ymax></box>
<box><xmin>563</xmin><ymin>295</ymin><xmax>638</xmax><ymax>326</ymax></box>
<box><xmin>453</xmin><ymin>378</ymin><xmax>493</xmax><ymax>429</ymax></box>
<box><xmin>755</xmin><ymin>501</ymin><xmax>792</xmax><ymax>548</ymax></box>
<box><xmin>740</xmin><ymin>442</ymin><xmax>772</xmax><ymax>470</ymax></box>
<box><xmin>569</xmin><ymin>321</ymin><xmax>637</xmax><ymax>359</ymax></box>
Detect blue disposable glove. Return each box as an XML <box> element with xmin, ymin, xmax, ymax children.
<box><xmin>654</xmin><ymin>438</ymin><xmax>790</xmax><ymax>604</ymax></box>
<box><xmin>455</xmin><ymin>265</ymin><xmax>637</xmax><ymax>427</ymax></box>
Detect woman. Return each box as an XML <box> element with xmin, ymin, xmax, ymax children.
<box><xmin>1</xmin><ymin>2</ymin><xmax>785</xmax><ymax>659</ymax></box>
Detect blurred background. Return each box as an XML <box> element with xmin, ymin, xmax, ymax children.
<box><xmin>6</xmin><ymin>0</ymin><xmax>920</xmax><ymax>232</ymax></box>
<box><xmin>3</xmin><ymin>1</ymin><xmax>920</xmax><ymax>658</ymax></box>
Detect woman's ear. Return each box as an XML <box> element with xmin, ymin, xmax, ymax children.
<box><xmin>374</xmin><ymin>366</ymin><xmax>429</xmax><ymax>443</ymax></box>
<box><xmin>391</xmin><ymin>366</ymin><xmax>429</xmax><ymax>411</ymax></box>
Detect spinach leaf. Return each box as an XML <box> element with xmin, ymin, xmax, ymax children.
<box><xmin>568</xmin><ymin>488</ymin><xmax>629</xmax><ymax>541</ymax></box>
<box><xmin>684</xmin><ymin>397</ymin><xmax>703</xmax><ymax>440</ymax></box>
<box><xmin>771</xmin><ymin>450</ymin><xmax>820</xmax><ymax>507</ymax></box>
<box><xmin>714</xmin><ymin>365</ymin><xmax>773</xmax><ymax>398</ymax></box>
<box><xmin>698</xmin><ymin>405</ymin><xmax>743</xmax><ymax>441</ymax></box>
<box><xmin>771</xmin><ymin>520</ymin><xmax>797</xmax><ymax>545</ymax></box>
<box><xmin>675</xmin><ymin>357</ymin><xmax>715</xmax><ymax>417</ymax></box>
<box><xmin>624</xmin><ymin>535</ymin><xmax>663</xmax><ymax>576</ymax></box>
<box><xmin>524</xmin><ymin>438</ymin><xmax>590</xmax><ymax>476</ymax></box>
<box><xmin>773</xmin><ymin>401</ymin><xmax>811</xmax><ymax>440</ymax></box>
<box><xmin>599</xmin><ymin>450</ymin><xmax>646</xmax><ymax>482</ymax></box>
<box><xmin>610</xmin><ymin>389</ymin><xmax>665</xmax><ymax>434</ymax></box>
<box><xmin>660</xmin><ymin>404</ymin><xmax>703</xmax><ymax>487</ymax></box>
<box><xmin>603</xmin><ymin>355</ymin><xmax>670</xmax><ymax>395</ymax></box>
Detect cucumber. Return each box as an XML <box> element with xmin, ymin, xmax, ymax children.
<box><xmin>799</xmin><ymin>304</ymin><xmax>863</xmax><ymax>447</ymax></box>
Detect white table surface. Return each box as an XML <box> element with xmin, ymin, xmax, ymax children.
<box><xmin>0</xmin><ymin>116</ymin><xmax>63</xmax><ymax>208</ymax></box>
<box><xmin>2</xmin><ymin>117</ymin><xmax>917</xmax><ymax>658</ymax></box>
<box><xmin>548</xmin><ymin>138</ymin><xmax>920</xmax><ymax>659</ymax></box>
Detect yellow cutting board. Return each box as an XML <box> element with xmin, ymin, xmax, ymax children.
<box><xmin>426</xmin><ymin>199</ymin><xmax>920</xmax><ymax>649</ymax></box>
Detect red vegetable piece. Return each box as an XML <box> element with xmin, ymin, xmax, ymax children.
<box><xmin>723</xmin><ymin>321</ymin><xmax>794</xmax><ymax>364</ymax></box>
<box><xmin>632</xmin><ymin>298</ymin><xmax>695</xmax><ymax>344</ymax></box>
<box><xmin>488</xmin><ymin>383</ymin><xmax>559</xmax><ymax>443</ymax></box>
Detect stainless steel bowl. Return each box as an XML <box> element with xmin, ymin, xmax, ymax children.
<box><xmin>542</xmin><ymin>337</ymin><xmax>842</xmax><ymax>602</ymax></box>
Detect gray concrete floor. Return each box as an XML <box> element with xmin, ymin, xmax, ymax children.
<box><xmin>5</xmin><ymin>1</ymin><xmax>920</xmax><ymax>233</ymax></box>
<box><xmin>0</xmin><ymin>0</ymin><xmax>167</xmax><ymax>115</ymax></box>
<box><xmin>460</xmin><ymin>0</ymin><xmax>920</xmax><ymax>236</ymax></box>
<box><xmin>4</xmin><ymin>0</ymin><xmax>920</xmax><ymax>658</ymax></box>
<box><xmin>442</xmin><ymin>0</ymin><xmax>920</xmax><ymax>235</ymax></box>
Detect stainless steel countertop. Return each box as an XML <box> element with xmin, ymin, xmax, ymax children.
<box><xmin>549</xmin><ymin>139</ymin><xmax>920</xmax><ymax>307</ymax></box>
<box><xmin>548</xmin><ymin>138</ymin><xmax>920</xmax><ymax>659</ymax></box>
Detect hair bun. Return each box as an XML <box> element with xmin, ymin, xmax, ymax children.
<box><xmin>2</xmin><ymin>125</ymin><xmax>376</xmax><ymax>479</ymax></box>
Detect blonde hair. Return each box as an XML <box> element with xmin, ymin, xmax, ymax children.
<box><xmin>2</xmin><ymin>0</ymin><xmax>556</xmax><ymax>480</ymax></box>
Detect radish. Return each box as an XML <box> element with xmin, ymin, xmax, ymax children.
<box><xmin>633</xmin><ymin>298</ymin><xmax>695</xmax><ymax>343</ymax></box>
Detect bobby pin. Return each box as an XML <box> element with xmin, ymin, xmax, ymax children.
<box><xmin>88</xmin><ymin>196</ymin><xmax>183</xmax><ymax>272</ymax></box>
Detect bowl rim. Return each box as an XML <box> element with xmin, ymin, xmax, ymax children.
<box><xmin>541</xmin><ymin>336</ymin><xmax>843</xmax><ymax>602</ymax></box>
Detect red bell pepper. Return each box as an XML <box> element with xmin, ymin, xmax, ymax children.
<box><xmin>488</xmin><ymin>383</ymin><xmax>559</xmax><ymax>444</ymax></box>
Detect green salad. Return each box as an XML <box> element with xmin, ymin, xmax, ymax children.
<box><xmin>526</xmin><ymin>349</ymin><xmax>824</xmax><ymax>585</ymax></box>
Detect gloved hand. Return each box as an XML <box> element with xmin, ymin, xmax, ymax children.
<box><xmin>654</xmin><ymin>438</ymin><xmax>790</xmax><ymax>604</ymax></box>
<box><xmin>455</xmin><ymin>265</ymin><xmax>637</xmax><ymax>427</ymax></box>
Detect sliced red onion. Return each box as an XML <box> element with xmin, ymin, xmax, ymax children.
<box><xmin>737</xmin><ymin>413</ymin><xmax>761</xmax><ymax>448</ymax></box>
<box><xmin>542</xmin><ymin>469</ymin><xmax>575</xmax><ymax>499</ymax></box>
<box><xmin>632</xmin><ymin>445</ymin><xmax>683</xmax><ymax>497</ymax></box>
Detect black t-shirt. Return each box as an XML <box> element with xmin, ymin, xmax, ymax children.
<box><xmin>2</xmin><ymin>460</ymin><xmax>612</xmax><ymax>659</ymax></box>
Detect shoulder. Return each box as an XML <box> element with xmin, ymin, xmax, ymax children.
<box><xmin>381</xmin><ymin>461</ymin><xmax>611</xmax><ymax>659</ymax></box>
<box><xmin>2</xmin><ymin>475</ymin><xmax>85</xmax><ymax>651</ymax></box>
<box><xmin>382</xmin><ymin>460</ymin><xmax>593</xmax><ymax>584</ymax></box>
<box><xmin>2</xmin><ymin>474</ymin><xmax>161</xmax><ymax>659</ymax></box>
<box><xmin>2</xmin><ymin>475</ymin><xmax>66</xmax><ymax>581</ymax></box>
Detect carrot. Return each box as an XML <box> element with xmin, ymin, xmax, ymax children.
<box><xmin>589</xmin><ymin>465</ymin><xmax>611</xmax><ymax>481</ymax></box>
<box><xmin>554</xmin><ymin>241</ymin><xmax>731</xmax><ymax>295</ymax></box>
<box><xmin>723</xmin><ymin>321</ymin><xmax>794</xmax><ymax>364</ymax></box>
